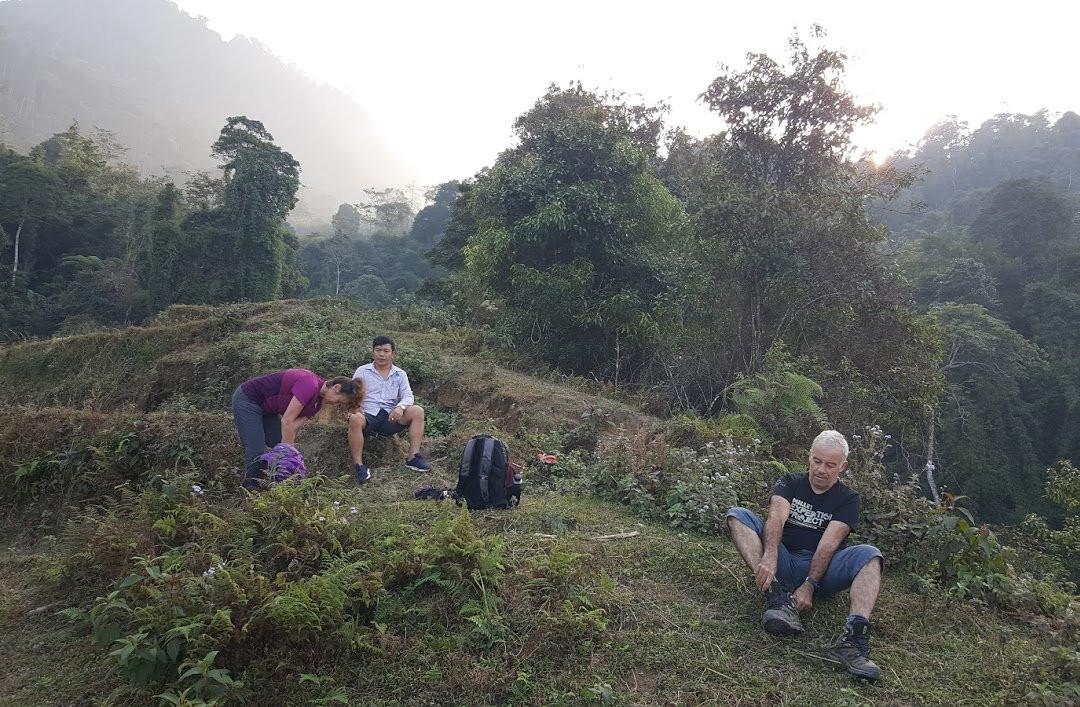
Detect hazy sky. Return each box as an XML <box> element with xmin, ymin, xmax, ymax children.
<box><xmin>172</xmin><ymin>0</ymin><xmax>1077</xmax><ymax>186</ymax></box>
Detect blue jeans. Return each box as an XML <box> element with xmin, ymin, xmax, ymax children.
<box><xmin>726</xmin><ymin>507</ymin><xmax>883</xmax><ymax>597</ymax></box>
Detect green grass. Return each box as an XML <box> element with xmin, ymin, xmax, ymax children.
<box><xmin>0</xmin><ymin>486</ymin><xmax>1065</xmax><ymax>705</ymax></box>
<box><xmin>0</xmin><ymin>550</ymin><xmax>118</xmax><ymax>705</ymax></box>
<box><xmin>0</xmin><ymin>298</ymin><xmax>1076</xmax><ymax>706</ymax></box>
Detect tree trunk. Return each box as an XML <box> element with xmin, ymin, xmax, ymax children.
<box><xmin>614</xmin><ymin>331</ymin><xmax>621</xmax><ymax>389</ymax></box>
<box><xmin>924</xmin><ymin>405</ymin><xmax>942</xmax><ymax>507</ymax></box>
<box><xmin>11</xmin><ymin>209</ymin><xmax>26</xmax><ymax>287</ymax></box>
<box><xmin>335</xmin><ymin>261</ymin><xmax>341</xmax><ymax>296</ymax></box>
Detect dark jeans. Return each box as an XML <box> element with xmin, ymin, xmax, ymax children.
<box><xmin>233</xmin><ymin>386</ymin><xmax>281</xmax><ymax>490</ymax></box>
<box><xmin>364</xmin><ymin>409</ymin><xmax>408</xmax><ymax>436</ymax></box>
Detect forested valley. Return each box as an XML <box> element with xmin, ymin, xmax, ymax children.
<box><xmin>2</xmin><ymin>11</ymin><xmax>1079</xmax><ymax>705</ymax></box>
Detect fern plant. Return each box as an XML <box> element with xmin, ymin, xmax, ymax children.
<box><xmin>729</xmin><ymin>342</ymin><xmax>826</xmax><ymax>446</ymax></box>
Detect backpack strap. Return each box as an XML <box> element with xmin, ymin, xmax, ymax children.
<box><xmin>476</xmin><ymin>436</ymin><xmax>496</xmax><ymax>505</ymax></box>
<box><xmin>460</xmin><ymin>435</ymin><xmax>485</xmax><ymax>480</ymax></box>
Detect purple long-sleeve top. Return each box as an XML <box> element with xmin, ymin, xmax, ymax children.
<box><xmin>240</xmin><ymin>369</ymin><xmax>325</xmax><ymax>418</ymax></box>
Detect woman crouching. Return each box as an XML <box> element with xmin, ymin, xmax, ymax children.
<box><xmin>232</xmin><ymin>369</ymin><xmax>364</xmax><ymax>490</ymax></box>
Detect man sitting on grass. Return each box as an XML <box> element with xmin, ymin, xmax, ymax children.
<box><xmin>349</xmin><ymin>335</ymin><xmax>430</xmax><ymax>483</ymax></box>
<box><xmin>725</xmin><ymin>430</ymin><xmax>884</xmax><ymax>680</ymax></box>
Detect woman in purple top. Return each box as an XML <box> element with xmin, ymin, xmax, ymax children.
<box><xmin>233</xmin><ymin>369</ymin><xmax>364</xmax><ymax>490</ymax></box>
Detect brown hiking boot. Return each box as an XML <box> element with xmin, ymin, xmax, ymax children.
<box><xmin>761</xmin><ymin>583</ymin><xmax>803</xmax><ymax>636</ymax></box>
<box><xmin>828</xmin><ymin>621</ymin><xmax>883</xmax><ymax>680</ymax></box>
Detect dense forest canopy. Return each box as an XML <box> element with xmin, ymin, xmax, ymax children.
<box><xmin>879</xmin><ymin>111</ymin><xmax>1080</xmax><ymax>522</ymax></box>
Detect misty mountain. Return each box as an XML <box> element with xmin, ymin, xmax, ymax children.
<box><xmin>0</xmin><ymin>0</ymin><xmax>410</xmax><ymax>227</ymax></box>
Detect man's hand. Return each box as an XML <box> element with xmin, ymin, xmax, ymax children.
<box><xmin>754</xmin><ymin>556</ymin><xmax>777</xmax><ymax>591</ymax></box>
<box><xmin>389</xmin><ymin>406</ymin><xmax>405</xmax><ymax>424</ymax></box>
<box><xmin>793</xmin><ymin>582</ymin><xmax>814</xmax><ymax>611</ymax></box>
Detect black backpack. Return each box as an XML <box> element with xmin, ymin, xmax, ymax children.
<box><xmin>455</xmin><ymin>434</ymin><xmax>522</xmax><ymax>510</ymax></box>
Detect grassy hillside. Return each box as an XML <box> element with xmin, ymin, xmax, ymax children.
<box><xmin>1</xmin><ymin>299</ymin><xmax>1077</xmax><ymax>705</ymax></box>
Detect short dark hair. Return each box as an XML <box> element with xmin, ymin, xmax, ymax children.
<box><xmin>372</xmin><ymin>335</ymin><xmax>396</xmax><ymax>351</ymax></box>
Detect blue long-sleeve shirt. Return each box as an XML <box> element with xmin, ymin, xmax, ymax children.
<box><xmin>353</xmin><ymin>362</ymin><xmax>414</xmax><ymax>417</ymax></box>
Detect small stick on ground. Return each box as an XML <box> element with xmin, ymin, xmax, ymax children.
<box><xmin>590</xmin><ymin>531</ymin><xmax>640</xmax><ymax>541</ymax></box>
<box><xmin>26</xmin><ymin>601</ymin><xmax>61</xmax><ymax>616</ymax></box>
<box><xmin>701</xmin><ymin>665</ymin><xmax>737</xmax><ymax>682</ymax></box>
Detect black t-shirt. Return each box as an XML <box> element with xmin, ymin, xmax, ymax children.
<box><xmin>773</xmin><ymin>473</ymin><xmax>860</xmax><ymax>552</ymax></box>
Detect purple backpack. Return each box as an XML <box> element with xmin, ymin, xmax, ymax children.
<box><xmin>257</xmin><ymin>443</ymin><xmax>307</xmax><ymax>482</ymax></box>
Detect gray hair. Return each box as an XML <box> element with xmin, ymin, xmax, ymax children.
<box><xmin>811</xmin><ymin>430</ymin><xmax>849</xmax><ymax>458</ymax></box>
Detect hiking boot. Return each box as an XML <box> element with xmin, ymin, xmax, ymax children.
<box><xmin>405</xmin><ymin>454</ymin><xmax>431</xmax><ymax>472</ymax></box>
<box><xmin>827</xmin><ymin>621</ymin><xmax>883</xmax><ymax>681</ymax></box>
<box><xmin>761</xmin><ymin>583</ymin><xmax>803</xmax><ymax>636</ymax></box>
<box><xmin>354</xmin><ymin>464</ymin><xmax>371</xmax><ymax>484</ymax></box>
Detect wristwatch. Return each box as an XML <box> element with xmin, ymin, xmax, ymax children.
<box><xmin>803</xmin><ymin>577</ymin><xmax>821</xmax><ymax>590</ymax></box>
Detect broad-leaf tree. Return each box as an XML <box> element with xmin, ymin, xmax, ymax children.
<box><xmin>446</xmin><ymin>84</ymin><xmax>692</xmax><ymax>379</ymax></box>
<box><xmin>175</xmin><ymin>116</ymin><xmax>302</xmax><ymax>303</ymax></box>
<box><xmin>660</xmin><ymin>30</ymin><xmax>941</xmax><ymax>435</ymax></box>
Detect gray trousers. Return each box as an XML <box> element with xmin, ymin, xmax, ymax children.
<box><xmin>232</xmin><ymin>386</ymin><xmax>282</xmax><ymax>489</ymax></box>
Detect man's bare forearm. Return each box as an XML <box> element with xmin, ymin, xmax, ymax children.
<box><xmin>761</xmin><ymin>513</ymin><xmax>785</xmax><ymax>560</ymax></box>
<box><xmin>806</xmin><ymin>543</ymin><xmax>839</xmax><ymax>583</ymax></box>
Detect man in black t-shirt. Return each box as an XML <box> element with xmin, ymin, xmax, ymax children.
<box><xmin>725</xmin><ymin>430</ymin><xmax>885</xmax><ymax>680</ymax></box>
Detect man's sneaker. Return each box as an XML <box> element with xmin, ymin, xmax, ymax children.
<box><xmin>761</xmin><ymin>583</ymin><xmax>803</xmax><ymax>636</ymax></box>
<box><xmin>354</xmin><ymin>464</ymin><xmax>371</xmax><ymax>484</ymax></box>
<box><xmin>827</xmin><ymin>621</ymin><xmax>883</xmax><ymax>680</ymax></box>
<box><xmin>405</xmin><ymin>454</ymin><xmax>431</xmax><ymax>472</ymax></box>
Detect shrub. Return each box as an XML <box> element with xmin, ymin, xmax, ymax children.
<box><xmin>60</xmin><ymin>476</ymin><xmax>521</xmax><ymax>699</ymax></box>
<box><xmin>913</xmin><ymin>500</ymin><xmax>1075</xmax><ymax>617</ymax></box>
<box><xmin>1022</xmin><ymin>461</ymin><xmax>1080</xmax><ymax>582</ymax></box>
<box><xmin>728</xmin><ymin>342</ymin><xmax>826</xmax><ymax>448</ymax></box>
<box><xmin>844</xmin><ymin>425</ymin><xmax>937</xmax><ymax>560</ymax></box>
<box><xmin>660</xmin><ymin>437</ymin><xmax>784</xmax><ymax>533</ymax></box>
<box><xmin>603</xmin><ymin>433</ymin><xmax>783</xmax><ymax>534</ymax></box>
<box><xmin>665</xmin><ymin>412</ymin><xmax>765</xmax><ymax>449</ymax></box>
<box><xmin>418</xmin><ymin>397</ymin><xmax>458</xmax><ymax>438</ymax></box>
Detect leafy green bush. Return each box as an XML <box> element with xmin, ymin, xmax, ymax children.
<box><xmin>729</xmin><ymin>343</ymin><xmax>826</xmax><ymax>448</ymax></box>
<box><xmin>1022</xmin><ymin>461</ymin><xmax>1080</xmax><ymax>582</ymax></box>
<box><xmin>380</xmin><ymin>300</ymin><xmax>463</xmax><ymax>332</ymax></box>
<box><xmin>603</xmin><ymin>434</ymin><xmax>783</xmax><ymax>534</ymax></box>
<box><xmin>157</xmin><ymin>651</ymin><xmax>246</xmax><ymax>706</ymax></box>
<box><xmin>417</xmin><ymin>397</ymin><xmax>457</xmax><ymax>438</ymax></box>
<box><xmin>843</xmin><ymin>425</ymin><xmax>936</xmax><ymax>560</ymax></box>
<box><xmin>665</xmin><ymin>411</ymin><xmax>765</xmax><ymax>449</ymax></box>
<box><xmin>55</xmin><ymin>475</ymin><xmax>522</xmax><ymax>700</ymax></box>
<box><xmin>912</xmin><ymin>500</ymin><xmax>1075</xmax><ymax>617</ymax></box>
<box><xmin>659</xmin><ymin>438</ymin><xmax>785</xmax><ymax>533</ymax></box>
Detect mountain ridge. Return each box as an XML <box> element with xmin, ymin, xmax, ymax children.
<box><xmin>0</xmin><ymin>0</ymin><xmax>412</xmax><ymax>227</ymax></box>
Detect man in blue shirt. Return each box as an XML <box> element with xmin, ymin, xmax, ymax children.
<box><xmin>725</xmin><ymin>430</ymin><xmax>884</xmax><ymax>681</ymax></box>
<box><xmin>349</xmin><ymin>335</ymin><xmax>431</xmax><ymax>482</ymax></box>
